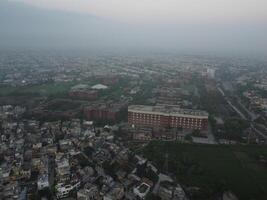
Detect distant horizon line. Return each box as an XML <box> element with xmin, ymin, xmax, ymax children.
<box><xmin>0</xmin><ymin>46</ymin><xmax>266</xmax><ymax>60</ymax></box>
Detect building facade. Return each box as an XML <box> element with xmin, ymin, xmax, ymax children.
<box><xmin>84</xmin><ymin>102</ymin><xmax>127</xmax><ymax>122</ymax></box>
<box><xmin>128</xmin><ymin>105</ymin><xmax>208</xmax><ymax>130</ymax></box>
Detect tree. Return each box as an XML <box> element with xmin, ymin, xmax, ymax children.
<box><xmin>191</xmin><ymin>129</ymin><xmax>200</xmax><ymax>136</ymax></box>
<box><xmin>146</xmin><ymin>193</ymin><xmax>161</xmax><ymax>200</ymax></box>
<box><xmin>223</xmin><ymin>118</ymin><xmax>249</xmax><ymax>141</ymax></box>
<box><xmin>185</xmin><ymin>134</ymin><xmax>193</xmax><ymax>143</ymax></box>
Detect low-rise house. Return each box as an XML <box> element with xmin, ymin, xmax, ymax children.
<box><xmin>158</xmin><ymin>181</ymin><xmax>186</xmax><ymax>200</ymax></box>
<box><xmin>56</xmin><ymin>181</ymin><xmax>81</xmax><ymax>199</ymax></box>
<box><xmin>37</xmin><ymin>173</ymin><xmax>49</xmax><ymax>190</ymax></box>
<box><xmin>56</xmin><ymin>158</ymin><xmax>70</xmax><ymax>177</ymax></box>
<box><xmin>104</xmin><ymin>184</ymin><xmax>125</xmax><ymax>200</ymax></box>
<box><xmin>133</xmin><ymin>182</ymin><xmax>151</xmax><ymax>199</ymax></box>
<box><xmin>77</xmin><ymin>183</ymin><xmax>99</xmax><ymax>200</ymax></box>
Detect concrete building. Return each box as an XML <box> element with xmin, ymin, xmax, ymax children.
<box><xmin>132</xmin><ymin>128</ymin><xmax>153</xmax><ymax>141</ymax></box>
<box><xmin>104</xmin><ymin>185</ymin><xmax>125</xmax><ymax>200</ymax></box>
<box><xmin>128</xmin><ymin>105</ymin><xmax>208</xmax><ymax>130</ymax></box>
<box><xmin>84</xmin><ymin>103</ymin><xmax>126</xmax><ymax>122</ymax></box>
<box><xmin>37</xmin><ymin>174</ymin><xmax>49</xmax><ymax>190</ymax></box>
<box><xmin>77</xmin><ymin>183</ymin><xmax>99</xmax><ymax>200</ymax></box>
<box><xmin>37</xmin><ymin>156</ymin><xmax>50</xmax><ymax>190</ymax></box>
<box><xmin>158</xmin><ymin>181</ymin><xmax>186</xmax><ymax>200</ymax></box>
<box><xmin>56</xmin><ymin>181</ymin><xmax>81</xmax><ymax>199</ymax></box>
<box><xmin>133</xmin><ymin>182</ymin><xmax>151</xmax><ymax>199</ymax></box>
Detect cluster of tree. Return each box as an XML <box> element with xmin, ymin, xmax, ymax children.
<box><xmin>132</xmin><ymin>80</ymin><xmax>157</xmax><ymax>105</ymax></box>
<box><xmin>194</xmin><ymin>77</ymin><xmax>226</xmax><ymax>115</ymax></box>
<box><xmin>215</xmin><ymin>118</ymin><xmax>250</xmax><ymax>141</ymax></box>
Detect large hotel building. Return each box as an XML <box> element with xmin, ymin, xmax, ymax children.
<box><xmin>128</xmin><ymin>105</ymin><xmax>209</xmax><ymax>130</ymax></box>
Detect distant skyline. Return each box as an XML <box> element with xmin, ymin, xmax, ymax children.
<box><xmin>1</xmin><ymin>0</ymin><xmax>267</xmax><ymax>56</ymax></box>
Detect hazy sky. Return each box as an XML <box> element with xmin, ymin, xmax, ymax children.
<box><xmin>1</xmin><ymin>0</ymin><xmax>267</xmax><ymax>55</ymax></box>
<box><xmin>12</xmin><ymin>0</ymin><xmax>267</xmax><ymax>24</ymax></box>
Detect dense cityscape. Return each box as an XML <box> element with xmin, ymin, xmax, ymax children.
<box><xmin>0</xmin><ymin>51</ymin><xmax>267</xmax><ymax>200</ymax></box>
<box><xmin>1</xmin><ymin>0</ymin><xmax>267</xmax><ymax>199</ymax></box>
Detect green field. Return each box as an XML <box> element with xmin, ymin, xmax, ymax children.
<box><xmin>0</xmin><ymin>82</ymin><xmax>76</xmax><ymax>97</ymax></box>
<box><xmin>143</xmin><ymin>141</ymin><xmax>267</xmax><ymax>200</ymax></box>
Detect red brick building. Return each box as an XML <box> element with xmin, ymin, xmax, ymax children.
<box><xmin>84</xmin><ymin>103</ymin><xmax>126</xmax><ymax>122</ymax></box>
<box><xmin>128</xmin><ymin>105</ymin><xmax>208</xmax><ymax>130</ymax></box>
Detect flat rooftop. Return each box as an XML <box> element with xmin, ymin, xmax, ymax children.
<box><xmin>128</xmin><ymin>105</ymin><xmax>208</xmax><ymax>118</ymax></box>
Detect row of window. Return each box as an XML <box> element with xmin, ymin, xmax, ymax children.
<box><xmin>130</xmin><ymin>118</ymin><xmax>204</xmax><ymax>124</ymax></box>
<box><xmin>130</xmin><ymin>113</ymin><xmax>205</xmax><ymax>122</ymax></box>
<box><xmin>171</xmin><ymin>118</ymin><xmax>203</xmax><ymax>122</ymax></box>
<box><xmin>130</xmin><ymin>119</ymin><xmax>203</xmax><ymax>127</ymax></box>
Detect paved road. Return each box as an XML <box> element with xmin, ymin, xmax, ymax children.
<box><xmin>237</xmin><ymin>99</ymin><xmax>258</xmax><ymax>121</ymax></box>
<box><xmin>251</xmin><ymin>124</ymin><xmax>267</xmax><ymax>139</ymax></box>
<box><xmin>218</xmin><ymin>85</ymin><xmax>267</xmax><ymax>140</ymax></box>
<box><xmin>152</xmin><ymin>173</ymin><xmax>173</xmax><ymax>194</ymax></box>
<box><xmin>217</xmin><ymin>87</ymin><xmax>246</xmax><ymax>120</ymax></box>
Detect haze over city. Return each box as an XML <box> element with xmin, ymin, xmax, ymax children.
<box><xmin>1</xmin><ymin>1</ymin><xmax>267</xmax><ymax>200</ymax></box>
<box><xmin>0</xmin><ymin>0</ymin><xmax>267</xmax><ymax>55</ymax></box>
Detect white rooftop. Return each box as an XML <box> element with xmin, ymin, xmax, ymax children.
<box><xmin>91</xmin><ymin>84</ymin><xmax>108</xmax><ymax>90</ymax></box>
<box><xmin>128</xmin><ymin>104</ymin><xmax>208</xmax><ymax>118</ymax></box>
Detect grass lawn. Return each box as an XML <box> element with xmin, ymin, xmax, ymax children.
<box><xmin>0</xmin><ymin>82</ymin><xmax>76</xmax><ymax>97</ymax></box>
<box><xmin>143</xmin><ymin>141</ymin><xmax>267</xmax><ymax>200</ymax></box>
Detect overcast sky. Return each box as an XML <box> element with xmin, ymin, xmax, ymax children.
<box><xmin>12</xmin><ymin>0</ymin><xmax>267</xmax><ymax>24</ymax></box>
<box><xmin>1</xmin><ymin>0</ymin><xmax>267</xmax><ymax>55</ymax></box>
